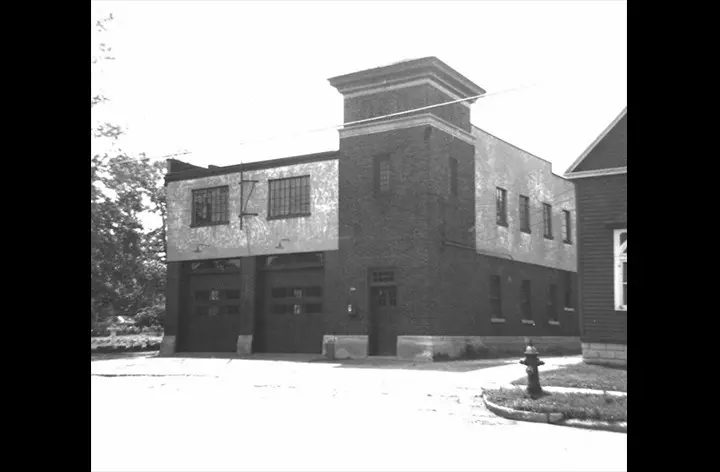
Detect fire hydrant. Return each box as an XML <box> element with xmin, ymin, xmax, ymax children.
<box><xmin>519</xmin><ymin>339</ymin><xmax>545</xmax><ymax>397</ymax></box>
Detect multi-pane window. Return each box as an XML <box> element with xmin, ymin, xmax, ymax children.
<box><xmin>546</xmin><ymin>284</ymin><xmax>558</xmax><ymax>321</ymax></box>
<box><xmin>192</xmin><ymin>186</ymin><xmax>229</xmax><ymax>226</ymax></box>
<box><xmin>562</xmin><ymin>210</ymin><xmax>572</xmax><ymax>243</ymax></box>
<box><xmin>614</xmin><ymin>229</ymin><xmax>627</xmax><ymax>310</ymax></box>
<box><xmin>520</xmin><ymin>280</ymin><xmax>532</xmax><ymax>320</ymax></box>
<box><xmin>519</xmin><ymin>195</ymin><xmax>531</xmax><ymax>233</ymax></box>
<box><xmin>490</xmin><ymin>275</ymin><xmax>503</xmax><ymax>318</ymax></box>
<box><xmin>449</xmin><ymin>157</ymin><xmax>458</xmax><ymax>196</ymax></box>
<box><xmin>375</xmin><ymin>155</ymin><xmax>391</xmax><ymax>194</ymax></box>
<box><xmin>496</xmin><ymin>188</ymin><xmax>508</xmax><ymax>226</ymax></box>
<box><xmin>563</xmin><ymin>271</ymin><xmax>573</xmax><ymax>308</ymax></box>
<box><xmin>268</xmin><ymin>175</ymin><xmax>311</xmax><ymax>219</ymax></box>
<box><xmin>543</xmin><ymin>203</ymin><xmax>553</xmax><ymax>239</ymax></box>
<box><xmin>375</xmin><ymin>286</ymin><xmax>397</xmax><ymax>307</ymax></box>
<box><xmin>271</xmin><ymin>284</ymin><xmax>323</xmax><ymax>315</ymax></box>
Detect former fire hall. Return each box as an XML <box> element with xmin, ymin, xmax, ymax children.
<box><xmin>161</xmin><ymin>57</ymin><xmax>580</xmax><ymax>360</ymax></box>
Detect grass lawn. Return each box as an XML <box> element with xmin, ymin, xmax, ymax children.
<box><xmin>91</xmin><ymin>334</ymin><xmax>162</xmax><ymax>353</ymax></box>
<box><xmin>512</xmin><ymin>362</ymin><xmax>627</xmax><ymax>392</ymax></box>
<box><xmin>485</xmin><ymin>387</ymin><xmax>627</xmax><ymax>422</ymax></box>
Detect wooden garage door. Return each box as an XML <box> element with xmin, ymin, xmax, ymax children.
<box><xmin>180</xmin><ymin>270</ymin><xmax>243</xmax><ymax>352</ymax></box>
<box><xmin>261</xmin><ymin>269</ymin><xmax>325</xmax><ymax>354</ymax></box>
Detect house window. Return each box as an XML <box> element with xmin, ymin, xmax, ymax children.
<box><xmin>614</xmin><ymin>229</ymin><xmax>627</xmax><ymax>310</ymax></box>
<box><xmin>375</xmin><ymin>155</ymin><xmax>391</xmax><ymax>194</ymax></box>
<box><xmin>490</xmin><ymin>275</ymin><xmax>502</xmax><ymax>318</ymax></box>
<box><xmin>520</xmin><ymin>280</ymin><xmax>532</xmax><ymax>320</ymax></box>
<box><xmin>375</xmin><ymin>286</ymin><xmax>397</xmax><ymax>307</ymax></box>
<box><xmin>268</xmin><ymin>175</ymin><xmax>311</xmax><ymax>219</ymax></box>
<box><xmin>496</xmin><ymin>188</ymin><xmax>508</xmax><ymax>227</ymax></box>
<box><xmin>543</xmin><ymin>203</ymin><xmax>553</xmax><ymax>239</ymax></box>
<box><xmin>546</xmin><ymin>284</ymin><xmax>558</xmax><ymax>321</ymax></box>
<box><xmin>449</xmin><ymin>157</ymin><xmax>458</xmax><ymax>196</ymax></box>
<box><xmin>563</xmin><ymin>271</ymin><xmax>573</xmax><ymax>308</ymax></box>
<box><xmin>192</xmin><ymin>186</ymin><xmax>229</xmax><ymax>227</ymax></box>
<box><xmin>519</xmin><ymin>195</ymin><xmax>531</xmax><ymax>233</ymax></box>
<box><xmin>562</xmin><ymin>210</ymin><xmax>572</xmax><ymax>243</ymax></box>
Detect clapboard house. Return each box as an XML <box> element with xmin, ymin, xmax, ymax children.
<box><xmin>564</xmin><ymin>108</ymin><xmax>627</xmax><ymax>366</ymax></box>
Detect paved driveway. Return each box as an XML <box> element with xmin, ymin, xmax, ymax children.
<box><xmin>91</xmin><ymin>355</ymin><xmax>626</xmax><ymax>472</ymax></box>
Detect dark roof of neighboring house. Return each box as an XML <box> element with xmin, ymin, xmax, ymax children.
<box><xmin>165</xmin><ymin>150</ymin><xmax>339</xmax><ymax>184</ymax></box>
<box><xmin>565</xmin><ymin>107</ymin><xmax>627</xmax><ymax>176</ymax></box>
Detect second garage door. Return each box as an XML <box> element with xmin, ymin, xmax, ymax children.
<box><xmin>260</xmin><ymin>268</ymin><xmax>325</xmax><ymax>354</ymax></box>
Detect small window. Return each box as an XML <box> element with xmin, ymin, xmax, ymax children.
<box><xmin>563</xmin><ymin>272</ymin><xmax>573</xmax><ymax>308</ymax></box>
<box><xmin>292</xmin><ymin>304</ymin><xmax>302</xmax><ymax>315</ymax></box>
<box><xmin>268</xmin><ymin>175</ymin><xmax>311</xmax><ymax>219</ymax></box>
<box><xmin>292</xmin><ymin>288</ymin><xmax>303</xmax><ymax>298</ymax></box>
<box><xmin>192</xmin><ymin>186</ymin><xmax>229</xmax><ymax>227</ymax></box>
<box><xmin>496</xmin><ymin>188</ymin><xmax>508</xmax><ymax>227</ymax></box>
<box><xmin>519</xmin><ymin>195</ymin><xmax>531</xmax><ymax>233</ymax></box>
<box><xmin>371</xmin><ymin>270</ymin><xmax>395</xmax><ymax>284</ymax></box>
<box><xmin>546</xmin><ymin>284</ymin><xmax>558</xmax><ymax>321</ymax></box>
<box><xmin>562</xmin><ymin>210</ymin><xmax>572</xmax><ymax>244</ymax></box>
<box><xmin>614</xmin><ymin>229</ymin><xmax>627</xmax><ymax>310</ymax></box>
<box><xmin>449</xmin><ymin>157</ymin><xmax>458</xmax><ymax>196</ymax></box>
<box><xmin>543</xmin><ymin>203</ymin><xmax>553</xmax><ymax>239</ymax></box>
<box><xmin>376</xmin><ymin>286</ymin><xmax>397</xmax><ymax>307</ymax></box>
<box><xmin>489</xmin><ymin>275</ymin><xmax>502</xmax><ymax>318</ymax></box>
<box><xmin>375</xmin><ymin>155</ymin><xmax>391</xmax><ymax>194</ymax></box>
<box><xmin>520</xmin><ymin>280</ymin><xmax>532</xmax><ymax>320</ymax></box>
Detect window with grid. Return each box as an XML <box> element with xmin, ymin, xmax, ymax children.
<box><xmin>192</xmin><ymin>186</ymin><xmax>229</xmax><ymax>226</ymax></box>
<box><xmin>268</xmin><ymin>175</ymin><xmax>311</xmax><ymax>219</ymax></box>
<box><xmin>449</xmin><ymin>157</ymin><xmax>458</xmax><ymax>196</ymax></box>
<box><xmin>562</xmin><ymin>210</ymin><xmax>572</xmax><ymax>243</ymax></box>
<box><xmin>520</xmin><ymin>280</ymin><xmax>532</xmax><ymax>320</ymax></box>
<box><xmin>496</xmin><ymin>187</ymin><xmax>508</xmax><ymax>226</ymax></box>
<box><xmin>546</xmin><ymin>284</ymin><xmax>558</xmax><ymax>321</ymax></box>
<box><xmin>563</xmin><ymin>271</ymin><xmax>573</xmax><ymax>308</ymax></box>
<box><xmin>543</xmin><ymin>203</ymin><xmax>553</xmax><ymax>239</ymax></box>
<box><xmin>614</xmin><ymin>229</ymin><xmax>627</xmax><ymax>310</ymax></box>
<box><xmin>519</xmin><ymin>195</ymin><xmax>531</xmax><ymax>233</ymax></box>
<box><xmin>375</xmin><ymin>155</ymin><xmax>391</xmax><ymax>194</ymax></box>
<box><xmin>490</xmin><ymin>275</ymin><xmax>503</xmax><ymax>318</ymax></box>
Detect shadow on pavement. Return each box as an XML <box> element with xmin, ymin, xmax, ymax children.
<box><xmin>91</xmin><ymin>351</ymin><xmax>159</xmax><ymax>362</ymax></box>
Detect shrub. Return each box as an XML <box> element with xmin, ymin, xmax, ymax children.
<box><xmin>135</xmin><ymin>304</ymin><xmax>166</xmax><ymax>328</ymax></box>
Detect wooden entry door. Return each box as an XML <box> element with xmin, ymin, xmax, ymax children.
<box><xmin>369</xmin><ymin>283</ymin><xmax>398</xmax><ymax>356</ymax></box>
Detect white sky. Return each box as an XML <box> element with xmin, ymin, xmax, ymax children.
<box><xmin>91</xmin><ymin>0</ymin><xmax>626</xmax><ymax>177</ymax></box>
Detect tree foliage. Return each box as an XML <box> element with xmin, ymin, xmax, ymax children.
<box><xmin>91</xmin><ymin>13</ymin><xmax>166</xmax><ymax>324</ymax></box>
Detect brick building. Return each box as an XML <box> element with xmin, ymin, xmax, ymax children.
<box><xmin>564</xmin><ymin>108</ymin><xmax>627</xmax><ymax>366</ymax></box>
<box><xmin>161</xmin><ymin>57</ymin><xmax>580</xmax><ymax>360</ymax></box>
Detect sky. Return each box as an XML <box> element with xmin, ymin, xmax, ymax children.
<box><xmin>91</xmin><ymin>0</ymin><xmax>626</xmax><ymax>178</ymax></box>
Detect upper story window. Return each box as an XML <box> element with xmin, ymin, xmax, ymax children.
<box><xmin>519</xmin><ymin>195</ymin><xmax>531</xmax><ymax>233</ymax></box>
<box><xmin>614</xmin><ymin>229</ymin><xmax>627</xmax><ymax>311</ymax></box>
<box><xmin>496</xmin><ymin>187</ymin><xmax>508</xmax><ymax>227</ymax></box>
<box><xmin>375</xmin><ymin>154</ymin><xmax>391</xmax><ymax>195</ymax></box>
<box><xmin>543</xmin><ymin>203</ymin><xmax>553</xmax><ymax>239</ymax></box>
<box><xmin>449</xmin><ymin>157</ymin><xmax>458</xmax><ymax>197</ymax></box>
<box><xmin>192</xmin><ymin>186</ymin><xmax>229</xmax><ymax>227</ymax></box>
<box><xmin>562</xmin><ymin>210</ymin><xmax>572</xmax><ymax>244</ymax></box>
<box><xmin>268</xmin><ymin>175</ymin><xmax>311</xmax><ymax>219</ymax></box>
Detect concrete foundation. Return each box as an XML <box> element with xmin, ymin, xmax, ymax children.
<box><xmin>237</xmin><ymin>335</ymin><xmax>253</xmax><ymax>355</ymax></box>
<box><xmin>322</xmin><ymin>335</ymin><xmax>368</xmax><ymax>359</ymax></box>
<box><xmin>582</xmin><ymin>342</ymin><xmax>627</xmax><ymax>367</ymax></box>
<box><xmin>159</xmin><ymin>335</ymin><xmax>176</xmax><ymax>357</ymax></box>
<box><xmin>397</xmin><ymin>336</ymin><xmax>582</xmax><ymax>361</ymax></box>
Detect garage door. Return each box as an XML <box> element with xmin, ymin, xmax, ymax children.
<box><xmin>180</xmin><ymin>271</ymin><xmax>243</xmax><ymax>352</ymax></box>
<box><xmin>260</xmin><ymin>268</ymin><xmax>325</xmax><ymax>353</ymax></box>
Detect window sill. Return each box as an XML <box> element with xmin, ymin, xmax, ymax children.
<box><xmin>190</xmin><ymin>221</ymin><xmax>230</xmax><ymax>228</ymax></box>
<box><xmin>267</xmin><ymin>213</ymin><xmax>312</xmax><ymax>221</ymax></box>
<box><xmin>563</xmin><ymin>240</ymin><xmax>573</xmax><ymax>245</ymax></box>
<box><xmin>521</xmin><ymin>319</ymin><xmax>535</xmax><ymax>325</ymax></box>
<box><xmin>490</xmin><ymin>317</ymin><xmax>506</xmax><ymax>324</ymax></box>
<box><xmin>616</xmin><ymin>306</ymin><xmax>627</xmax><ymax>312</ymax></box>
<box><xmin>563</xmin><ymin>307</ymin><xmax>575</xmax><ymax>312</ymax></box>
<box><xmin>496</xmin><ymin>222</ymin><xmax>508</xmax><ymax>228</ymax></box>
<box><xmin>544</xmin><ymin>236</ymin><xmax>554</xmax><ymax>241</ymax></box>
<box><xmin>548</xmin><ymin>320</ymin><xmax>560</xmax><ymax>326</ymax></box>
<box><xmin>521</xmin><ymin>230</ymin><xmax>531</xmax><ymax>235</ymax></box>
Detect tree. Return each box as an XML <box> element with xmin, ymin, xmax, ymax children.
<box><xmin>91</xmin><ymin>13</ymin><xmax>166</xmax><ymax>325</ymax></box>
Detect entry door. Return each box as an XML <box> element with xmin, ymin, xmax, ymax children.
<box><xmin>369</xmin><ymin>285</ymin><xmax>398</xmax><ymax>356</ymax></box>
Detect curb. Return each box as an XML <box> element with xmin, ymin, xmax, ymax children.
<box><xmin>482</xmin><ymin>392</ymin><xmax>627</xmax><ymax>433</ymax></box>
